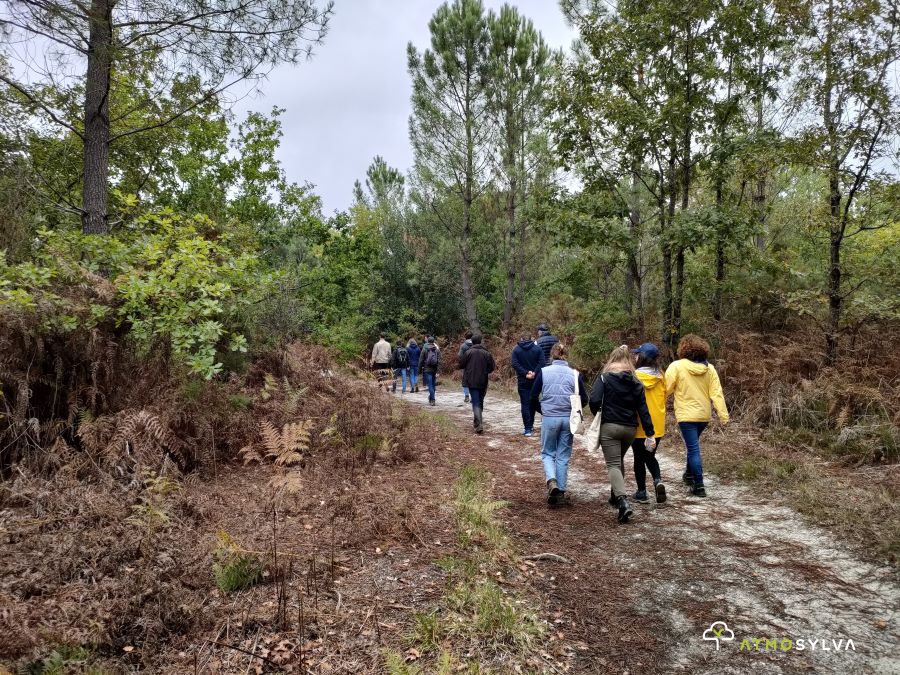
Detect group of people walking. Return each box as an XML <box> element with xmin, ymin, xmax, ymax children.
<box><xmin>370</xmin><ymin>325</ymin><xmax>729</xmax><ymax>523</ymax></box>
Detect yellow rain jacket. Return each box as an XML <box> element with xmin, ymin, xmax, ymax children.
<box><xmin>634</xmin><ymin>368</ymin><xmax>666</xmax><ymax>439</ymax></box>
<box><xmin>664</xmin><ymin>359</ymin><xmax>730</xmax><ymax>424</ymax></box>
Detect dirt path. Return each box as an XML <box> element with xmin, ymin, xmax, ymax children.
<box><xmin>398</xmin><ymin>383</ymin><xmax>900</xmax><ymax>674</ymax></box>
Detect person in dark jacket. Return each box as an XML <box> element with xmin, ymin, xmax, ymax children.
<box><xmin>458</xmin><ymin>334</ymin><xmax>495</xmax><ymax>434</ymax></box>
<box><xmin>511</xmin><ymin>334</ymin><xmax>543</xmax><ymax>436</ymax></box>
<box><xmin>406</xmin><ymin>339</ymin><xmax>422</xmax><ymax>393</ymax></box>
<box><xmin>418</xmin><ymin>336</ymin><xmax>440</xmax><ymax>405</ymax></box>
<box><xmin>589</xmin><ymin>345</ymin><xmax>655</xmax><ymax>524</ymax></box>
<box><xmin>458</xmin><ymin>331</ymin><xmax>474</xmax><ymax>403</ymax></box>
<box><xmin>536</xmin><ymin>324</ymin><xmax>559</xmax><ymax>367</ymax></box>
<box><xmin>530</xmin><ymin>343</ymin><xmax>589</xmax><ymax>505</ymax></box>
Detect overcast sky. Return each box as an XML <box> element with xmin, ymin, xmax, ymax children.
<box><xmin>232</xmin><ymin>1</ymin><xmax>576</xmax><ymax>216</ymax></box>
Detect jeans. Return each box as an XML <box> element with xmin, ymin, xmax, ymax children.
<box><xmin>394</xmin><ymin>368</ymin><xmax>408</xmax><ymax>392</ymax></box>
<box><xmin>517</xmin><ymin>381</ymin><xmax>535</xmax><ymax>432</ymax></box>
<box><xmin>600</xmin><ymin>423</ymin><xmax>637</xmax><ymax>498</ymax></box>
<box><xmin>679</xmin><ymin>421</ymin><xmax>708</xmax><ymax>487</ymax></box>
<box><xmin>408</xmin><ymin>368</ymin><xmax>417</xmax><ymax>390</ymax></box>
<box><xmin>632</xmin><ymin>437</ymin><xmax>662</xmax><ymax>492</ymax></box>
<box><xmin>541</xmin><ymin>416</ymin><xmax>574</xmax><ymax>491</ymax></box>
<box><xmin>423</xmin><ymin>372</ymin><xmax>436</xmax><ymax>401</ymax></box>
<box><xmin>469</xmin><ymin>387</ymin><xmax>486</xmax><ymax>431</ymax></box>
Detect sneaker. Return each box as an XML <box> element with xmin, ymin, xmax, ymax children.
<box><xmin>523</xmin><ymin>430</ymin><xmax>533</xmax><ymax>437</ymax></box>
<box><xmin>692</xmin><ymin>485</ymin><xmax>707</xmax><ymax>498</ymax></box>
<box><xmin>654</xmin><ymin>481</ymin><xmax>667</xmax><ymax>504</ymax></box>
<box><xmin>617</xmin><ymin>497</ymin><xmax>633</xmax><ymax>523</ymax></box>
<box><xmin>547</xmin><ymin>479</ymin><xmax>561</xmax><ymax>505</ymax></box>
<box><xmin>429</xmin><ymin>399</ymin><xmax>436</xmax><ymax>406</ymax></box>
<box><xmin>633</xmin><ymin>490</ymin><xmax>650</xmax><ymax>503</ymax></box>
<box><xmin>682</xmin><ymin>472</ymin><xmax>694</xmax><ymax>487</ymax></box>
<box><xmin>464</xmin><ymin>395</ymin><xmax>470</xmax><ymax>404</ymax></box>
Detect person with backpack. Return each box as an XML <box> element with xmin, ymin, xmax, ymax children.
<box><xmin>406</xmin><ymin>338</ymin><xmax>422</xmax><ymax>393</ymax></box>
<box><xmin>665</xmin><ymin>334</ymin><xmax>730</xmax><ymax>498</ymax></box>
<box><xmin>458</xmin><ymin>334</ymin><xmax>496</xmax><ymax>434</ymax></box>
<box><xmin>630</xmin><ymin>343</ymin><xmax>667</xmax><ymax>504</ymax></box>
<box><xmin>511</xmin><ymin>333</ymin><xmax>543</xmax><ymax>436</ymax></box>
<box><xmin>529</xmin><ymin>343</ymin><xmax>588</xmax><ymax>506</ymax></box>
<box><xmin>536</xmin><ymin>324</ymin><xmax>559</xmax><ymax>367</ymax></box>
<box><xmin>458</xmin><ymin>331</ymin><xmax>474</xmax><ymax>403</ymax></box>
<box><xmin>589</xmin><ymin>345</ymin><xmax>655</xmax><ymax>524</ymax></box>
<box><xmin>370</xmin><ymin>333</ymin><xmax>392</xmax><ymax>390</ymax></box>
<box><xmin>391</xmin><ymin>340</ymin><xmax>411</xmax><ymax>393</ymax></box>
<box><xmin>418</xmin><ymin>336</ymin><xmax>441</xmax><ymax>406</ymax></box>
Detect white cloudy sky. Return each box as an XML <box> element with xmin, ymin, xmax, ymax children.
<box><xmin>232</xmin><ymin>0</ymin><xmax>576</xmax><ymax>215</ymax></box>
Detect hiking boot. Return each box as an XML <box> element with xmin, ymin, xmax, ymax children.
<box><xmin>558</xmin><ymin>491</ymin><xmax>571</xmax><ymax>507</ymax></box>
<box><xmin>682</xmin><ymin>472</ymin><xmax>694</xmax><ymax>487</ymax></box>
<box><xmin>429</xmin><ymin>399</ymin><xmax>436</xmax><ymax>406</ymax></box>
<box><xmin>692</xmin><ymin>485</ymin><xmax>707</xmax><ymax>498</ymax></box>
<box><xmin>617</xmin><ymin>496</ymin><xmax>633</xmax><ymax>523</ymax></box>
<box><xmin>547</xmin><ymin>479</ymin><xmax>561</xmax><ymax>505</ymax></box>
<box><xmin>654</xmin><ymin>480</ymin><xmax>667</xmax><ymax>504</ymax></box>
<box><xmin>633</xmin><ymin>490</ymin><xmax>649</xmax><ymax>503</ymax></box>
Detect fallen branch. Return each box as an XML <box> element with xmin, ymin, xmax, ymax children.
<box><xmin>523</xmin><ymin>553</ymin><xmax>571</xmax><ymax>564</ymax></box>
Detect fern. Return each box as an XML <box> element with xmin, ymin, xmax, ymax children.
<box><xmin>241</xmin><ymin>419</ymin><xmax>312</xmax><ymax>466</ymax></box>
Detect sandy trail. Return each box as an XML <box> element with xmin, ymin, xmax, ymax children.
<box><xmin>396</xmin><ymin>382</ymin><xmax>899</xmax><ymax>674</ymax></box>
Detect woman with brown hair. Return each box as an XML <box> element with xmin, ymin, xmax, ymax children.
<box><xmin>665</xmin><ymin>334</ymin><xmax>730</xmax><ymax>498</ymax></box>
<box><xmin>589</xmin><ymin>345</ymin><xmax>655</xmax><ymax>523</ymax></box>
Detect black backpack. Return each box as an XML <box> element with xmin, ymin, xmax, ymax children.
<box><xmin>394</xmin><ymin>347</ymin><xmax>409</xmax><ymax>368</ymax></box>
<box><xmin>425</xmin><ymin>346</ymin><xmax>439</xmax><ymax>368</ymax></box>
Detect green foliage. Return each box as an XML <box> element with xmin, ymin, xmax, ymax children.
<box><xmin>24</xmin><ymin>644</ymin><xmax>107</xmax><ymax>675</ymax></box>
<box><xmin>212</xmin><ymin>530</ymin><xmax>263</xmax><ymax>593</ymax></box>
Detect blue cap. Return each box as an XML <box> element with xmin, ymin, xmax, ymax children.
<box><xmin>631</xmin><ymin>342</ymin><xmax>659</xmax><ymax>359</ymax></box>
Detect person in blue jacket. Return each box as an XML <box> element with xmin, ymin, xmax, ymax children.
<box><xmin>406</xmin><ymin>338</ymin><xmax>422</xmax><ymax>393</ymax></box>
<box><xmin>511</xmin><ymin>333</ymin><xmax>544</xmax><ymax>436</ymax></box>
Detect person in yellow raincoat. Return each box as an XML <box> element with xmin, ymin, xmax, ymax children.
<box><xmin>631</xmin><ymin>343</ymin><xmax>667</xmax><ymax>504</ymax></box>
<box><xmin>665</xmin><ymin>334</ymin><xmax>730</xmax><ymax>498</ymax></box>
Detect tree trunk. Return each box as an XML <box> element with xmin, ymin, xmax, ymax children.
<box><xmin>826</xmin><ymin>173</ymin><xmax>841</xmax><ymax>366</ymax></box>
<box><xmin>627</xmin><ymin>165</ymin><xmax>644</xmax><ymax>334</ymax></box>
<box><xmin>461</xmin><ymin>61</ymin><xmax>480</xmax><ymax>334</ymax></box>
<box><xmin>713</xmin><ymin>183</ymin><xmax>725</xmax><ymax>321</ymax></box>
<box><xmin>752</xmin><ymin>39</ymin><xmax>767</xmax><ymax>251</ymax></box>
<box><xmin>82</xmin><ymin>0</ymin><xmax>114</xmax><ymax>235</ymax></box>
<box><xmin>501</xmin><ymin>180</ymin><xmax>516</xmax><ymax>333</ymax></box>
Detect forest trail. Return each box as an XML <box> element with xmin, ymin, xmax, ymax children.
<box><xmin>399</xmin><ymin>383</ymin><xmax>900</xmax><ymax>674</ymax></box>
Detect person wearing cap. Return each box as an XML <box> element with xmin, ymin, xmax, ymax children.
<box><xmin>536</xmin><ymin>324</ymin><xmax>559</xmax><ymax>367</ymax></box>
<box><xmin>458</xmin><ymin>334</ymin><xmax>495</xmax><ymax>434</ymax></box>
<box><xmin>511</xmin><ymin>332</ymin><xmax>544</xmax><ymax>436</ymax></box>
<box><xmin>418</xmin><ymin>336</ymin><xmax>441</xmax><ymax>405</ymax></box>
<box><xmin>631</xmin><ymin>343</ymin><xmax>667</xmax><ymax>504</ymax></box>
<box><xmin>665</xmin><ymin>334</ymin><xmax>730</xmax><ymax>498</ymax></box>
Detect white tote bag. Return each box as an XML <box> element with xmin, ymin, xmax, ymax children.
<box><xmin>569</xmin><ymin>368</ymin><xmax>584</xmax><ymax>435</ymax></box>
<box><xmin>585</xmin><ymin>375</ymin><xmax>604</xmax><ymax>453</ymax></box>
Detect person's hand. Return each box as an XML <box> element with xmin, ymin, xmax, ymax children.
<box><xmin>646</xmin><ymin>437</ymin><xmax>657</xmax><ymax>452</ymax></box>
<box><xmin>526</xmin><ymin>371</ymin><xmax>535</xmax><ymax>380</ymax></box>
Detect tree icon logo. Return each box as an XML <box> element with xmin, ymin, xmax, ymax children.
<box><xmin>703</xmin><ymin>621</ymin><xmax>735</xmax><ymax>650</ymax></box>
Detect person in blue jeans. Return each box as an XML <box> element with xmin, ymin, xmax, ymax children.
<box><xmin>530</xmin><ymin>343</ymin><xmax>588</xmax><ymax>505</ymax></box>
<box><xmin>406</xmin><ymin>338</ymin><xmax>422</xmax><ymax>393</ymax></box>
<box><xmin>418</xmin><ymin>336</ymin><xmax>441</xmax><ymax>406</ymax></box>
<box><xmin>511</xmin><ymin>334</ymin><xmax>543</xmax><ymax>436</ymax></box>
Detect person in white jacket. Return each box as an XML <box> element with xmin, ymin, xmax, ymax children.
<box><xmin>370</xmin><ymin>334</ymin><xmax>392</xmax><ymax>389</ymax></box>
